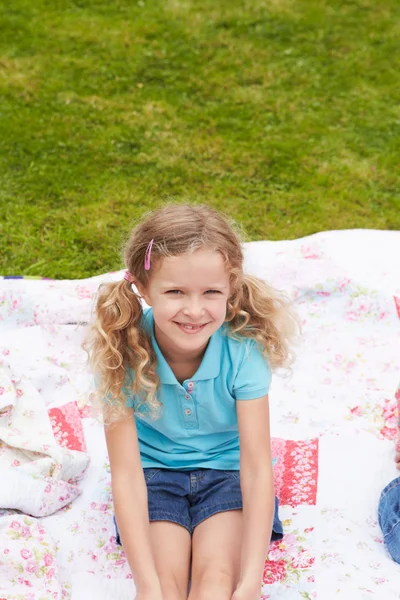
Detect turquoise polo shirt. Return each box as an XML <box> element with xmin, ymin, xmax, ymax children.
<box><xmin>124</xmin><ymin>308</ymin><xmax>272</xmax><ymax>471</ymax></box>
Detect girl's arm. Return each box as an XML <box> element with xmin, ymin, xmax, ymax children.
<box><xmin>105</xmin><ymin>408</ymin><xmax>162</xmax><ymax>597</ymax></box>
<box><xmin>235</xmin><ymin>394</ymin><xmax>275</xmax><ymax>598</ymax></box>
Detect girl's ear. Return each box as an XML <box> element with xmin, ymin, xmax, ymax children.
<box><xmin>130</xmin><ymin>277</ymin><xmax>152</xmax><ymax>306</ymax></box>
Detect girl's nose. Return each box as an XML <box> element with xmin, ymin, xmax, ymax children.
<box><xmin>182</xmin><ymin>297</ymin><xmax>205</xmax><ymax>319</ymax></box>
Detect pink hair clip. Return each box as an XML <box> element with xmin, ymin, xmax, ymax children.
<box><xmin>144</xmin><ymin>239</ymin><xmax>154</xmax><ymax>271</ymax></box>
<box><xmin>124</xmin><ymin>270</ymin><xmax>132</xmax><ymax>282</ymax></box>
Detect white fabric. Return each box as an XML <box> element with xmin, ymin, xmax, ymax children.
<box><xmin>0</xmin><ymin>229</ymin><xmax>399</xmax><ymax>599</ymax></box>
<box><xmin>0</xmin><ymin>365</ymin><xmax>89</xmax><ymax>517</ymax></box>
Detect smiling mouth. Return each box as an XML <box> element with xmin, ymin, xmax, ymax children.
<box><xmin>174</xmin><ymin>322</ymin><xmax>208</xmax><ymax>333</ymax></box>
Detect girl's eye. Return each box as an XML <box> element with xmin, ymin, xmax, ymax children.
<box><xmin>166</xmin><ymin>289</ymin><xmax>221</xmax><ymax>295</ymax></box>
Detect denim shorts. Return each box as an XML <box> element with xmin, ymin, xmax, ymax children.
<box><xmin>378</xmin><ymin>476</ymin><xmax>400</xmax><ymax>564</ymax></box>
<box><xmin>114</xmin><ymin>468</ymin><xmax>283</xmax><ymax>540</ymax></box>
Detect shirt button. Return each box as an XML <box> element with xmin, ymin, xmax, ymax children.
<box><xmin>185</xmin><ymin>409</ymin><xmax>192</xmax><ymax>415</ymax></box>
<box><xmin>188</xmin><ymin>381</ymin><xmax>194</xmax><ymax>389</ymax></box>
<box><xmin>185</xmin><ymin>394</ymin><xmax>191</xmax><ymax>400</ymax></box>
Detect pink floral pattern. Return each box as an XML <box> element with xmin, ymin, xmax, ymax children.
<box><xmin>263</xmin><ymin>559</ymin><xmax>287</xmax><ymax>584</ymax></box>
<box><xmin>348</xmin><ymin>398</ymin><xmax>398</xmax><ymax>440</ymax></box>
<box><xmin>0</xmin><ymin>366</ymin><xmax>89</xmax><ymax>518</ymax></box>
<box><xmin>75</xmin><ymin>285</ymin><xmax>94</xmax><ymax>300</ymax></box>
<box><xmin>0</xmin><ymin>515</ymin><xmax>65</xmax><ymax>598</ymax></box>
<box><xmin>49</xmin><ymin>401</ymin><xmax>87</xmax><ymax>452</ymax></box>
<box><xmin>261</xmin><ymin>521</ymin><xmax>315</xmax><ymax>594</ymax></box>
<box><xmin>1</xmin><ymin>230</ymin><xmax>400</xmax><ymax>599</ymax></box>
<box><xmin>272</xmin><ymin>439</ymin><xmax>319</xmax><ymax>507</ymax></box>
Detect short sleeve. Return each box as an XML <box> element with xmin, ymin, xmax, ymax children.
<box><xmin>233</xmin><ymin>339</ymin><xmax>272</xmax><ymax>400</ymax></box>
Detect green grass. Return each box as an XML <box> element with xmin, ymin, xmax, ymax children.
<box><xmin>1</xmin><ymin>0</ymin><xmax>399</xmax><ymax>278</ymax></box>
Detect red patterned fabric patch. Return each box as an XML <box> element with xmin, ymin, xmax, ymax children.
<box><xmin>48</xmin><ymin>401</ymin><xmax>87</xmax><ymax>452</ymax></box>
<box><xmin>272</xmin><ymin>438</ymin><xmax>319</xmax><ymax>507</ymax></box>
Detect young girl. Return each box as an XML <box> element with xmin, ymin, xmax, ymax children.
<box><xmin>85</xmin><ymin>204</ymin><xmax>298</xmax><ymax>600</ymax></box>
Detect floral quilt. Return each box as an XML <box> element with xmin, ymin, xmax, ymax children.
<box><xmin>0</xmin><ymin>229</ymin><xmax>399</xmax><ymax>599</ymax></box>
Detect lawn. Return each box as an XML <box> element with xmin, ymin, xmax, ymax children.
<box><xmin>0</xmin><ymin>0</ymin><xmax>399</xmax><ymax>278</ymax></box>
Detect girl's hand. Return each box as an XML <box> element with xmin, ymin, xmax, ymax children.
<box><xmin>231</xmin><ymin>582</ymin><xmax>261</xmax><ymax>600</ymax></box>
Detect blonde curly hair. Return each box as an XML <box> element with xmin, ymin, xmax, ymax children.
<box><xmin>84</xmin><ymin>203</ymin><xmax>300</xmax><ymax>425</ymax></box>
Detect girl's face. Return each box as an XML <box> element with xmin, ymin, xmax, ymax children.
<box><xmin>138</xmin><ymin>248</ymin><xmax>230</xmax><ymax>361</ymax></box>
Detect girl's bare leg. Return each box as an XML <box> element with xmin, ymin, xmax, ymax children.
<box><xmin>188</xmin><ymin>510</ymin><xmax>243</xmax><ymax>600</ymax></box>
<box><xmin>149</xmin><ymin>521</ymin><xmax>192</xmax><ymax>600</ymax></box>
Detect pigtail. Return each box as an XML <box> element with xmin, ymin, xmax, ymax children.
<box><xmin>83</xmin><ymin>279</ymin><xmax>161</xmax><ymax>425</ymax></box>
<box><xmin>226</xmin><ymin>273</ymin><xmax>300</xmax><ymax>371</ymax></box>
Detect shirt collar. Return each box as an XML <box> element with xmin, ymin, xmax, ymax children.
<box><xmin>142</xmin><ymin>308</ymin><xmax>223</xmax><ymax>384</ymax></box>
